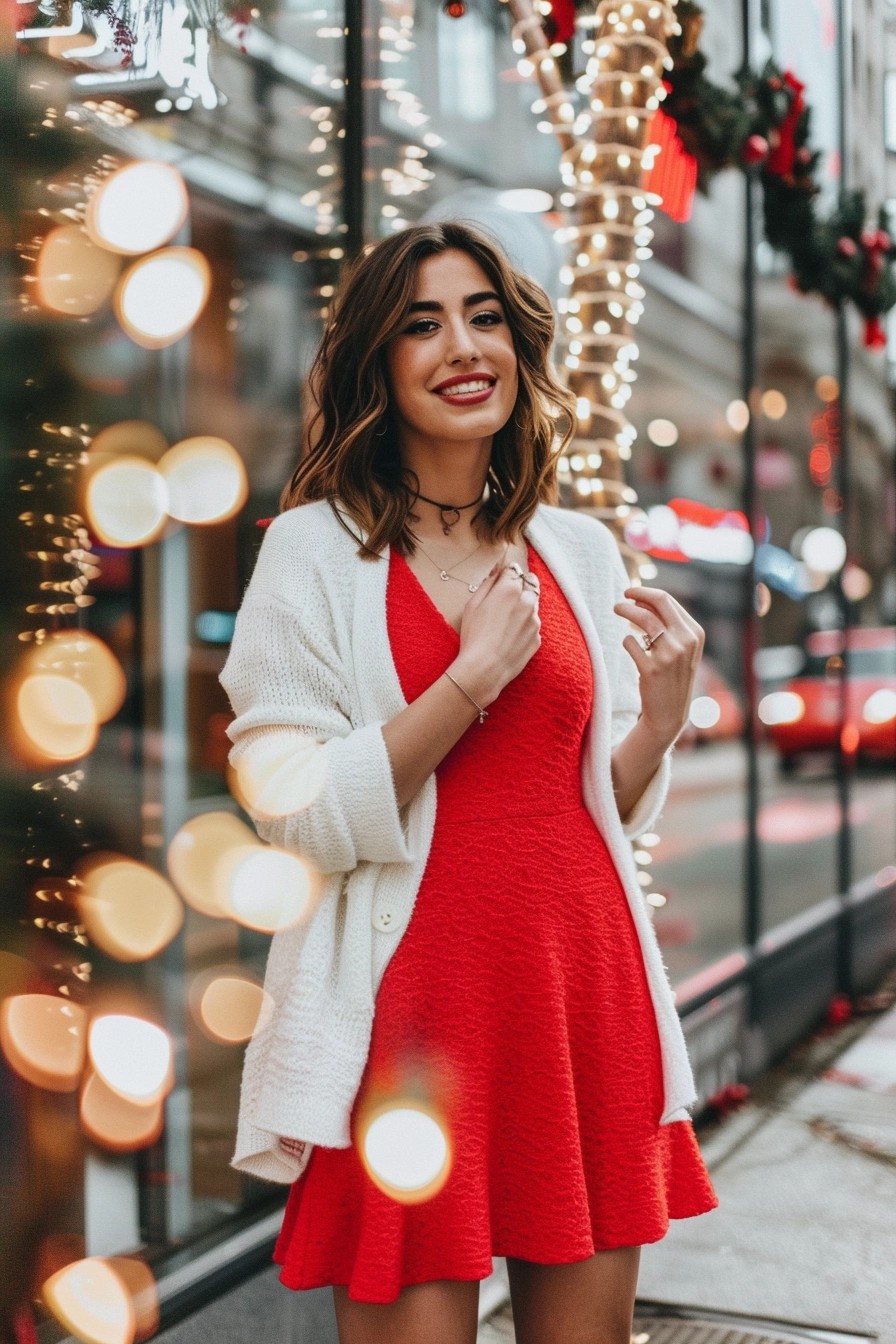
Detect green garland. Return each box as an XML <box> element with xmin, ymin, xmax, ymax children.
<box><xmin>663</xmin><ymin>0</ymin><xmax>895</xmax><ymax>345</ymax></box>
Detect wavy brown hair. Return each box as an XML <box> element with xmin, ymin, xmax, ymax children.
<box><xmin>279</xmin><ymin>220</ymin><xmax>577</xmax><ymax>558</ymax></box>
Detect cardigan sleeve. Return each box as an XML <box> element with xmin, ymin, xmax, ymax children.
<box><xmin>601</xmin><ymin>529</ymin><xmax>673</xmax><ymax>840</ymax></box>
<box><xmin>219</xmin><ymin>581</ymin><xmax>412</xmax><ymax>876</ymax></box>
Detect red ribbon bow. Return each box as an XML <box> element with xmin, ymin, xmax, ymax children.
<box><xmin>766</xmin><ymin>71</ymin><xmax>806</xmax><ymax>180</ymax></box>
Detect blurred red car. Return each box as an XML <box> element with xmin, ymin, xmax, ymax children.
<box><xmin>762</xmin><ymin>626</ymin><xmax>896</xmax><ymax>771</ymax></box>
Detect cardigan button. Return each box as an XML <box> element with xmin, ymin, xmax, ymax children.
<box><xmin>373</xmin><ymin>909</ymin><xmax>394</xmax><ymax>931</ymax></box>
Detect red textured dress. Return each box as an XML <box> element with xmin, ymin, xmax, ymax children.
<box><xmin>274</xmin><ymin>542</ymin><xmax>718</xmax><ymax>1303</ymax></box>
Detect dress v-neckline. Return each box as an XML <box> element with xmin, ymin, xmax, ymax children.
<box><xmin>393</xmin><ymin>543</ymin><xmax>534</xmax><ymax>640</ymax></box>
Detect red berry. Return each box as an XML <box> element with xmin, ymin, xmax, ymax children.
<box><xmin>837</xmin><ymin>236</ymin><xmax>858</xmax><ymax>258</ymax></box>
<box><xmin>742</xmin><ymin>134</ymin><xmax>769</xmax><ymax>165</ymax></box>
<box><xmin>826</xmin><ymin>993</ymin><xmax>853</xmax><ymax>1026</ymax></box>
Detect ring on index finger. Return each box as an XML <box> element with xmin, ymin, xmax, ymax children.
<box><xmin>522</xmin><ymin>573</ymin><xmax>540</xmax><ymax>593</ymax></box>
<box><xmin>507</xmin><ymin>562</ymin><xmax>525</xmax><ymax>580</ymax></box>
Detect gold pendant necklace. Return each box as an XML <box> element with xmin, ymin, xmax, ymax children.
<box><xmin>415</xmin><ymin>539</ymin><xmax>508</xmax><ymax>593</ymax></box>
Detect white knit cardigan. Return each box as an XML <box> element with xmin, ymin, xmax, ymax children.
<box><xmin>219</xmin><ymin>498</ymin><xmax>697</xmax><ymax>1185</ymax></box>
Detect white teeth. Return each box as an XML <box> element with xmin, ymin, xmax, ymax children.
<box><xmin>437</xmin><ymin>380</ymin><xmax>493</xmax><ymax>395</ymax></box>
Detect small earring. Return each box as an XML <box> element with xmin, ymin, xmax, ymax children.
<box><xmin>375</xmin><ymin>422</ymin><xmax>388</xmax><ymax>438</ymax></box>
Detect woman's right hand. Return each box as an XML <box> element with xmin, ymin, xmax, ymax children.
<box><xmin>452</xmin><ymin>560</ymin><xmax>541</xmax><ymax>705</ymax></box>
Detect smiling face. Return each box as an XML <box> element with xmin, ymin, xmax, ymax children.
<box><xmin>385</xmin><ymin>249</ymin><xmax>519</xmax><ymax>456</ymax></box>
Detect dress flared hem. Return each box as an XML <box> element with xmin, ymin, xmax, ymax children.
<box><xmin>273</xmin><ymin>1198</ymin><xmax>718</xmax><ymax>1304</ymax></box>
<box><xmin>272</xmin><ymin>1113</ymin><xmax>718</xmax><ymax>1304</ymax></box>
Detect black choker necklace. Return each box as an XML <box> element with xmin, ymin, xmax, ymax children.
<box><xmin>414</xmin><ymin>490</ymin><xmax>484</xmax><ymax>535</ymax></box>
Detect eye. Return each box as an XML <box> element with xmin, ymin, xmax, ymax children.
<box><xmin>403</xmin><ymin>318</ymin><xmax>439</xmax><ymax>335</ymax></box>
<box><xmin>472</xmin><ymin>310</ymin><xmax>503</xmax><ymax>326</ymax></box>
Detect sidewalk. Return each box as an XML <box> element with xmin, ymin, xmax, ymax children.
<box><xmin>634</xmin><ymin>979</ymin><xmax>896</xmax><ymax>1343</ymax></box>
<box><xmin>482</xmin><ymin>969</ymin><xmax>896</xmax><ymax>1344</ymax></box>
<box><xmin>154</xmin><ymin>971</ymin><xmax>896</xmax><ymax>1344</ymax></box>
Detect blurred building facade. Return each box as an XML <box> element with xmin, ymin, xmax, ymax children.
<box><xmin>2</xmin><ymin>0</ymin><xmax>896</xmax><ymax>1327</ymax></box>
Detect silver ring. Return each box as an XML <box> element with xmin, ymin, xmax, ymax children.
<box><xmin>522</xmin><ymin>574</ymin><xmax>540</xmax><ymax>592</ymax></box>
<box><xmin>642</xmin><ymin>628</ymin><xmax>666</xmax><ymax>652</ymax></box>
<box><xmin>508</xmin><ymin>562</ymin><xmax>525</xmax><ymax>580</ymax></box>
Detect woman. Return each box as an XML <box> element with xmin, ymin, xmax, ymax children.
<box><xmin>219</xmin><ymin>221</ymin><xmax>718</xmax><ymax>1344</ymax></box>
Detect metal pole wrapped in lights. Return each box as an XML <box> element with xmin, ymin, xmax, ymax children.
<box><xmin>561</xmin><ymin>1</ymin><xmax>677</xmax><ymax>540</ymax></box>
<box><xmin>508</xmin><ymin>0</ymin><xmax>680</xmax><ymax>575</ymax></box>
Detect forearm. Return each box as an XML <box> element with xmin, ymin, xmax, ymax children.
<box><xmin>382</xmin><ymin>656</ymin><xmax>495</xmax><ymax>808</ymax></box>
<box><xmin>610</xmin><ymin>716</ymin><xmax>673</xmax><ymax>826</ymax></box>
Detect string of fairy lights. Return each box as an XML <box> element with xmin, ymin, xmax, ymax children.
<box><xmin>509</xmin><ymin>0</ymin><xmax>678</xmax><ymax>577</ymax></box>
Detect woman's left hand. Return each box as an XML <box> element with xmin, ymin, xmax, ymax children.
<box><xmin>613</xmin><ymin>586</ymin><xmax>705</xmax><ymax>746</ymax></box>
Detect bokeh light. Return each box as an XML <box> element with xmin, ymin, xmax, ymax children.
<box><xmin>88</xmin><ymin>1016</ymin><xmax>173</xmax><ymax>1104</ymax></box>
<box><xmin>218</xmin><ymin>845</ymin><xmax>320</xmax><ymax>933</ymax></box>
<box><xmin>86</xmin><ymin>162</ymin><xmax>189</xmax><ymax>256</ymax></box>
<box><xmin>42</xmin><ymin>1257</ymin><xmax>135</xmax><ymax>1344</ymax></box>
<box><xmin>495</xmin><ymin>187</ymin><xmax>554</xmax><ymax>212</ymax></box>
<box><xmin>224</xmin><ymin>758</ymin><xmax>253</xmax><ymax>813</ymax></box>
<box><xmin>80</xmin><ymin>1072</ymin><xmax>165</xmax><ymax>1153</ymax></box>
<box><xmin>192</xmin><ymin>973</ymin><xmax>268</xmax><ymax>1044</ymax></box>
<box><xmin>688</xmin><ymin>696</ymin><xmax>722</xmax><ymax>730</ymax></box>
<box><xmin>863</xmin><ymin>689</ymin><xmax>896</xmax><ymax>724</ymax></box>
<box><xmin>233</xmin><ymin>734</ymin><xmax>327</xmax><ymax>817</ymax></box>
<box><xmin>104</xmin><ymin>1259</ymin><xmax>159</xmax><ymax>1342</ymax></box>
<box><xmin>360</xmin><ymin>1102</ymin><xmax>452</xmax><ymax>1204</ymax></box>
<box><xmin>158</xmin><ymin>437</ymin><xmax>248</xmax><ymax>525</ymax></box>
<box><xmin>89</xmin><ymin>420</ymin><xmax>168</xmax><ymax>462</ymax></box>
<box><xmin>167</xmin><ymin>811</ymin><xmax>262</xmax><ymax>918</ymax></box>
<box><xmin>646</xmin><ymin>418</ymin><xmax>679</xmax><ymax>447</ymax></box>
<box><xmin>758</xmin><ymin>691</ymin><xmax>805</xmax><ymax>726</ymax></box>
<box><xmin>726</xmin><ymin>399</ymin><xmax>750</xmax><ymax>432</ymax></box>
<box><xmin>801</xmin><ymin>526</ymin><xmax>847</xmax><ymax>575</ymax></box>
<box><xmin>25</xmin><ymin>631</ymin><xmax>127</xmax><ymax>725</ymax></box>
<box><xmin>115</xmin><ymin>247</ymin><xmax>211</xmax><ymax>349</ymax></box>
<box><xmin>0</xmin><ymin>994</ymin><xmax>87</xmax><ymax>1091</ymax></box>
<box><xmin>841</xmin><ymin>563</ymin><xmax>873</xmax><ymax>602</ymax></box>
<box><xmin>86</xmin><ymin>456</ymin><xmax>169</xmax><ymax>547</ymax></box>
<box><xmin>35</xmin><ymin>225</ymin><xmax>121</xmax><ymax>317</ymax></box>
<box><xmin>74</xmin><ymin>854</ymin><xmax>183</xmax><ymax>963</ymax></box>
<box><xmin>815</xmin><ymin>374</ymin><xmax>840</xmax><ymax>402</ymax></box>
<box><xmin>754</xmin><ymin>581</ymin><xmax>772</xmax><ymax>616</ymax></box>
<box><xmin>16</xmin><ymin>674</ymin><xmax>99</xmax><ymax>762</ymax></box>
<box><xmin>761</xmin><ymin>389</ymin><xmax>788</xmax><ymax>419</ymax></box>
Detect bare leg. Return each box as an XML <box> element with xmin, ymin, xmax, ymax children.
<box><xmin>506</xmin><ymin>1246</ymin><xmax>641</xmax><ymax>1344</ymax></box>
<box><xmin>332</xmin><ymin>1278</ymin><xmax>480</xmax><ymax>1344</ymax></box>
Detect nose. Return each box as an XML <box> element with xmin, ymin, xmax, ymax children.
<box><xmin>446</xmin><ymin>314</ymin><xmax>481</xmax><ymax>364</ymax></box>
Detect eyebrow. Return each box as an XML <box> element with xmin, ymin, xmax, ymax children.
<box><xmin>406</xmin><ymin>290</ymin><xmax>503</xmax><ymax>315</ymax></box>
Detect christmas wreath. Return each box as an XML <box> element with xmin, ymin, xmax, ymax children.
<box><xmin>661</xmin><ymin>0</ymin><xmax>896</xmax><ymax>348</ymax></box>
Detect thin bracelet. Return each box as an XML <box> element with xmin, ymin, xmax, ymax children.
<box><xmin>444</xmin><ymin>670</ymin><xmax>489</xmax><ymax>724</ymax></box>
